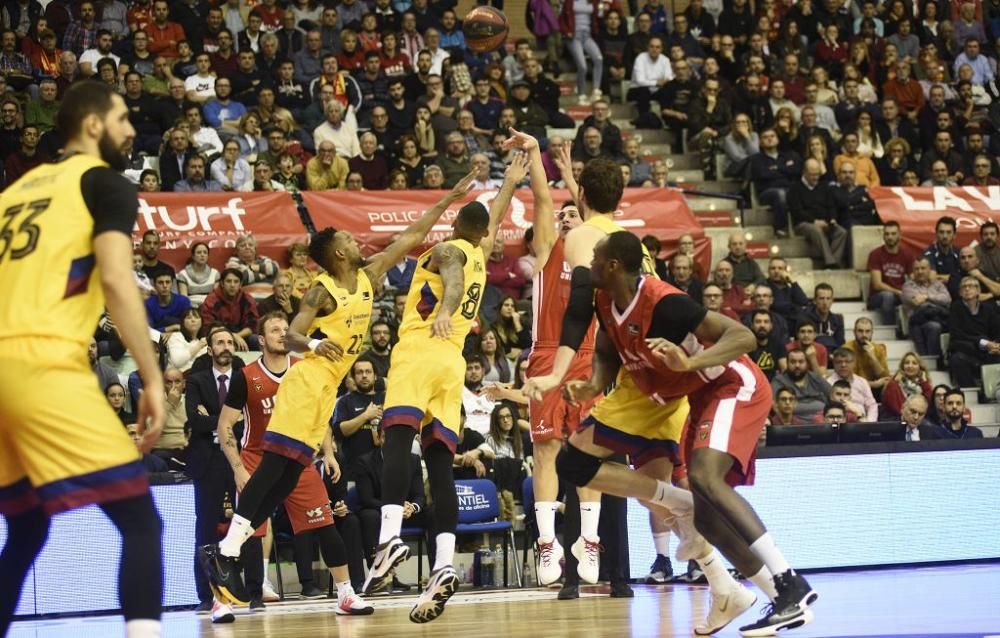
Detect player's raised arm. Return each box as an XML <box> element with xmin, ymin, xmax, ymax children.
<box><xmin>287</xmin><ymin>283</ymin><xmax>343</xmax><ymax>361</ymax></box>
<box><xmin>554</xmin><ymin>141</ymin><xmax>579</xmax><ymax>206</ymax></box>
<box><xmin>480</xmin><ymin>151</ymin><xmax>530</xmax><ymax>252</ymax></box>
<box><xmin>364</xmin><ymin>171</ymin><xmax>477</xmax><ymax>282</ymax></box>
<box><xmin>504</xmin><ymin>128</ymin><xmax>556</xmax><ymax>267</ymax></box>
<box><xmin>428</xmin><ymin>241</ymin><xmax>467</xmax><ymax>339</ymax></box>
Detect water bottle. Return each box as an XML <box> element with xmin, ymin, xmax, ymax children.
<box><xmin>493</xmin><ymin>544</ymin><xmax>503</xmax><ymax>587</ymax></box>
<box><xmin>481</xmin><ymin>547</ymin><xmax>495</xmax><ymax>587</ymax></box>
<box><xmin>472</xmin><ymin>549</ymin><xmax>483</xmax><ymax>586</ymax></box>
<box><xmin>457</xmin><ymin>562</ymin><xmax>466</xmax><ymax>584</ymax></box>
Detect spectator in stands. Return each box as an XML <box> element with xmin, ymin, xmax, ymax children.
<box><xmin>922</xmin><ymin>159</ymin><xmax>957</xmax><ymax>186</ymax></box>
<box><xmin>348</xmin><ymin>131</ymin><xmax>389</xmax><ymax>190</ymax></box>
<box><xmin>202</xmin><ymin>78</ymin><xmax>246</xmax><ymax>132</ymax></box>
<box><xmin>256</xmin><ymin>273</ymin><xmax>299</xmax><ymax>318</ymax></box>
<box><xmin>723</xmin><ymin>232</ymin><xmax>764</xmax><ymax>289</ymax></box>
<box><xmin>866</xmin><ymin>221</ymin><xmax>913</xmax><ymax>326</ymax></box>
<box><xmin>749</xmin><ymin>309</ymin><xmax>787</xmax><ymax>381</ymax></box>
<box><xmin>882</xmin><ymin>58</ymin><xmax>925</xmax><ymax>119</ymax></box>
<box><xmin>627</xmin><ymin>36</ymin><xmax>672</xmax><ymax>118</ymax></box>
<box><xmin>902</xmin><ymin>258</ymin><xmax>951</xmax><ymax>357</ymax></box>
<box><xmin>485</xmin><ymin>403</ymin><xmax>525</xmax><ymax>521</ymax></box>
<box><xmin>3</xmin><ymin>125</ymin><xmax>43</xmax><ymax>187</ymax></box>
<box><xmin>771</xmin><ymin>387</ymin><xmax>804</xmax><ymax>425</ymax></box>
<box><xmin>495</xmin><ymin>296</ymin><xmax>531</xmax><ymax>360</ymax></box>
<box><xmin>466</xmin><ymin>75</ymin><xmax>503</xmax><ymax>133</ymax></box>
<box><xmin>469</xmin><ymin>152</ymin><xmax>501</xmax><ymax>190</ymax></box>
<box><xmin>826</xmin><ymin>348</ymin><xmax>880</xmax><ymax>422</ymax></box>
<box><xmin>956</xmin><ymin>246</ymin><xmax>1000</xmax><ymax>300</ymax></box>
<box><xmin>788</xmin><ymin>158</ymin><xmax>848</xmax><ymax>268</ymax></box>
<box><xmin>422</xmin><ymin>164</ymin><xmax>445</xmax><ymax>188</ymax></box>
<box><xmin>947</xmin><ymin>276</ymin><xmax>1000</xmax><ymax>387</ymax></box>
<box><xmin>833</xmin><ymin>132</ymin><xmax>880</xmax><ymax>187</ymax></box>
<box><xmin>226</xmin><ymin>235</ymin><xmax>279</xmax><ymax>287</ymax></box>
<box><xmin>963</xmin><ymin>153</ymin><xmax>1000</xmax><ymax>186</ymax></box>
<box><xmin>975</xmin><ymin>222</ymin><xmax>1000</xmax><ymax>280</ymax></box>
<box><xmin>476</xmin><ymin>326</ymin><xmax>512</xmax><ymax>385</ymax></box>
<box><xmin>832</xmin><ymin>161</ymin><xmax>878</xmax><ymax>228</ymax></box>
<box><xmin>138</xmin><ymin>230</ymin><xmax>175</xmax><ymax>282</ymax></box>
<box><xmin>711</xmin><ymin>258</ymin><xmax>752</xmax><ymax>317</ymax></box>
<box><xmin>164</xmin><ymin>308</ymin><xmax>207</xmax><ymax>372</ymax></box>
<box><xmin>146</xmin><ymin>272</ymin><xmax>192</xmax><ymax>333</ymax></box>
<box><xmin>306</xmin><ymin>140</ymin><xmax>349</xmax><ymax>190</ymax></box>
<box><xmin>924</xmin><ymin>216</ymin><xmax>961</xmax><ymax>283</ymax></box>
<box><xmin>936</xmin><ymin>388</ymin><xmax>984</xmax><ymax>439</ymax></box>
<box><xmin>844</xmin><ymin>317</ymin><xmax>891</xmax><ymax>395</ymax></box>
<box><xmin>821</xmin><ymin>402</ymin><xmax>847</xmax><ymax>425</ymax></box>
<box><xmin>829</xmin><ymin>379</ymin><xmax>866</xmax><ymax>422</ymax></box>
<box><xmin>898</xmin><ymin>395</ymin><xmax>935</xmax><ymax>440</ymax></box>
<box><xmin>765</xmin><ymin>256</ymin><xmax>808</xmax><ymax>326</ymax></box>
<box><xmin>210</xmin><ymin>139</ymin><xmax>253</xmax><ymax>191</ymax></box>
<box><xmin>668</xmin><ymin>254</ymin><xmax>703</xmax><ymax>301</ymax></box>
<box><xmin>787</xmin><ymin>320</ymin><xmax>828</xmax><ymax>374</ymax></box>
<box><xmin>703</xmin><ymin>283</ymin><xmax>738</xmax><ymax>320</ymax></box>
<box><xmin>506</xmin><ymin>80</ymin><xmax>549</xmax><ymax>140</ymax></box>
<box><xmin>749</xmin><ymin>127</ymin><xmax>802</xmax><ymax>238</ymax></box>
<box><xmin>772</xmin><ymin>349</ymin><xmax>833</xmax><ymax>418</ymax></box>
<box><xmin>89</xmin><ymin>337</ymin><xmax>118</xmax><ymax>391</ymax></box>
<box><xmin>652</xmin><ymin>58</ymin><xmax>700</xmax><ymax>149</ymax></box>
<box><xmin>438</xmin><ymin>131</ymin><xmax>472</xmax><ymax>188</ymax></box>
<box><xmin>282</xmin><ymin>243</ymin><xmax>314</xmax><ymax>298</ymax></box>
<box><xmin>875</xmin><ymin>100</ymin><xmax>919</xmax><ymax>155</ymax></box>
<box><xmin>159</xmin><ymin>127</ymin><xmax>194</xmax><ymax>192</ymax></box>
<box><xmin>882</xmin><ymin>352</ymin><xmax>933</xmax><ymax>418</ymax></box>
<box><xmin>314</xmin><ymin>100</ymin><xmax>359</xmax><ymax>158</ymax></box>
<box><xmin>918</xmin><ymin>131</ymin><xmax>964</xmax><ymax>183</ymax></box>
<box><xmin>355</xmin><ymin>426</ymin><xmax>426</xmax><ymax>568</ymax></box>
<box><xmin>522</xmin><ymin>56</ymin><xmax>573</xmax><ymax>129</ymax></box>
<box><xmin>742</xmin><ymin>284</ymin><xmax>789</xmax><ymax>344</ymax></box>
<box><xmin>154</xmin><ymin>367</ymin><xmax>188</xmax><ymax>468</ymax></box>
<box><xmin>804</xmin><ymin>283</ymin><xmax>845</xmax><ymax>350</ymax></box>
<box><xmin>485</xmin><ymin>234</ymin><xmax>526</xmax><ymax>314</ymax></box>
<box><xmin>358</xmin><ymin>319</ymin><xmax>392</xmax><ymax>379</ymax></box>
<box><xmin>105</xmin><ymin>381</ymin><xmax>134</xmax><ymax>424</ymax></box>
<box><xmin>176</xmin><ymin>242</ymin><xmax>219</xmax><ymax>307</ymax></box>
<box><xmin>463</xmin><ymin>354</ymin><xmax>496</xmax><ymax>435</ymax></box>
<box><xmin>25</xmin><ymin>78</ymin><xmax>60</xmax><ymax>134</ymax></box>
<box><xmin>174</xmin><ymin>154</ymin><xmax>223</xmax><ymax>193</ymax></box>
<box><xmin>721</xmin><ymin>113</ymin><xmax>759</xmax><ymax>178</ymax></box>
<box><xmin>953</xmin><ymin>36</ymin><xmax>994</xmax><ymax>86</ymax></box>
<box><xmin>200</xmin><ymin>268</ymin><xmax>260</xmax><ymax>351</ymax></box>
<box><xmin>332</xmin><ymin>360</ymin><xmax>385</xmax><ymax>481</ymax></box>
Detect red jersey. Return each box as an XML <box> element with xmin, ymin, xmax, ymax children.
<box><xmin>531</xmin><ymin>236</ymin><xmax>596</xmax><ymax>352</ymax></box>
<box><xmin>226</xmin><ymin>357</ymin><xmax>295</xmax><ymax>455</ymax></box>
<box><xmin>596</xmin><ymin>276</ymin><xmax>750</xmax><ymax>403</ymax></box>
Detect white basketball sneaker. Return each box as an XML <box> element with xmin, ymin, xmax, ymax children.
<box><xmin>571</xmin><ymin>536</ymin><xmax>602</xmax><ymax>584</ymax></box>
<box><xmin>695</xmin><ymin>584</ymin><xmax>757</xmax><ymax>635</ymax></box>
<box><xmin>536</xmin><ymin>537</ymin><xmax>564</xmax><ymax>586</ymax></box>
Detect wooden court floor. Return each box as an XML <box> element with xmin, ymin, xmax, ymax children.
<box><xmin>10</xmin><ymin>563</ymin><xmax>1000</xmax><ymax>637</ymax></box>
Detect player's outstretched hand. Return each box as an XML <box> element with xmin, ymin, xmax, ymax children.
<box><xmin>553</xmin><ymin>141</ymin><xmax>573</xmax><ymax>175</ymax></box>
<box><xmin>563</xmin><ymin>380</ymin><xmax>601</xmax><ymax>406</ymax></box>
<box><xmin>523</xmin><ymin>374</ymin><xmax>560</xmax><ymax>401</ymax></box>
<box><xmin>315</xmin><ymin>339</ymin><xmax>344</xmax><ymax>361</ymax></box>
<box><xmin>645</xmin><ymin>338</ymin><xmax>692</xmax><ymax>372</ymax></box>
<box><xmin>449</xmin><ymin>170</ymin><xmax>477</xmax><ymax>198</ymax></box>
<box><xmin>431</xmin><ymin>313</ymin><xmax>453</xmax><ymax>339</ymax></box>
<box><xmin>501</xmin><ymin>127</ymin><xmax>539</xmax><ymax>153</ymax></box>
<box><xmin>504</xmin><ymin>150</ymin><xmax>530</xmax><ymax>184</ymax></box>
<box><xmin>137</xmin><ymin>379</ymin><xmax>165</xmax><ymax>454</ymax></box>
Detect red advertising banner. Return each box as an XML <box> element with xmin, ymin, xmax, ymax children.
<box><xmin>301</xmin><ymin>187</ymin><xmax>710</xmax><ymax>273</ymax></box>
<box><xmin>132</xmin><ymin>192</ymin><xmax>307</xmax><ymax>270</ymax></box>
<box><xmin>870</xmin><ymin>186</ymin><xmax>1000</xmax><ymax>254</ymax></box>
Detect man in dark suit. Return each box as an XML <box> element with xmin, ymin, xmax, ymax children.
<box><xmin>900</xmin><ymin>395</ymin><xmax>939</xmax><ymax>441</ymax></box>
<box><xmin>354</xmin><ymin>429</ymin><xmax>426</xmax><ymax>567</ymax></box>
<box><xmin>158</xmin><ymin>126</ymin><xmax>193</xmax><ymax>191</ymax></box>
<box><xmin>185</xmin><ymin>326</ymin><xmax>238</xmax><ymax>611</ymax></box>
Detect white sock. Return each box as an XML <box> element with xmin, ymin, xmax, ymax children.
<box><xmin>535</xmin><ymin>501</ymin><xmax>559</xmax><ymax>542</ymax></box>
<box><xmin>433</xmin><ymin>532</ymin><xmax>456</xmax><ymax>571</ymax></box>
<box><xmin>697</xmin><ymin>550</ymin><xmax>738</xmax><ymax>595</ymax></box>
<box><xmin>652</xmin><ymin>531</ymin><xmax>671</xmax><ymax>557</ymax></box>
<box><xmin>749</xmin><ymin>532</ymin><xmax>792</xmax><ymax>577</ymax></box>
<box><xmin>263</xmin><ymin>557</ymin><xmax>270</xmax><ymax>580</ymax></box>
<box><xmin>749</xmin><ymin>566</ymin><xmax>779</xmax><ymax>601</ymax></box>
<box><xmin>579</xmin><ymin>501</ymin><xmax>601</xmax><ymax>541</ymax></box>
<box><xmin>336</xmin><ymin>579</ymin><xmax>353</xmax><ymax>599</ymax></box>
<box><xmin>219</xmin><ymin>514</ymin><xmax>253</xmax><ymax>558</ymax></box>
<box><xmin>125</xmin><ymin>619</ymin><xmax>161</xmax><ymax>638</ymax></box>
<box><xmin>378</xmin><ymin>504</ymin><xmax>404</xmax><ymax>544</ymax></box>
<box><xmin>651</xmin><ymin>480</ymin><xmax>693</xmax><ymax>511</ymax></box>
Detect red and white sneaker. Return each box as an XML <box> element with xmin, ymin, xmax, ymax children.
<box><xmin>536</xmin><ymin>537</ymin><xmax>564</xmax><ymax>586</ymax></box>
<box><xmin>211</xmin><ymin>599</ymin><xmax>235</xmax><ymax>624</ymax></box>
<box><xmin>336</xmin><ymin>590</ymin><xmax>375</xmax><ymax>616</ymax></box>
<box><xmin>571</xmin><ymin>536</ymin><xmax>602</xmax><ymax>584</ymax></box>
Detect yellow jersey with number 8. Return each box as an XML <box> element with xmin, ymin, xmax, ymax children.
<box><xmin>398</xmin><ymin>238</ymin><xmax>486</xmax><ymax>350</ymax></box>
<box><xmin>305</xmin><ymin>270</ymin><xmax>374</xmax><ymax>372</ymax></box>
<box><xmin>0</xmin><ymin>155</ymin><xmax>111</xmax><ymax>346</ymax></box>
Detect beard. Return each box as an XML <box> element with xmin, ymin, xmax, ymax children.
<box><xmin>356</xmin><ymin>380</ymin><xmax>374</xmax><ymax>392</ymax></box>
<box><xmin>754</xmin><ymin>329</ymin><xmax>770</xmax><ymax>340</ymax></box>
<box><xmin>214</xmin><ymin>351</ymin><xmax>232</xmax><ymax>367</ymax></box>
<box><xmin>788</xmin><ymin>368</ymin><xmax>806</xmax><ymax>381</ymax></box>
<box><xmin>98</xmin><ymin>130</ymin><xmax>129</xmax><ymax>172</ymax></box>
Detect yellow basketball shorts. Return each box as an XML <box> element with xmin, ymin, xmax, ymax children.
<box><xmin>582</xmin><ymin>372</ymin><xmax>689</xmax><ymax>468</ymax></box>
<box><xmin>0</xmin><ymin>338</ymin><xmax>146</xmax><ymax>515</ymax></box>
<box><xmin>264</xmin><ymin>357</ymin><xmax>345</xmax><ymax>466</ymax></box>
<box><xmin>381</xmin><ymin>339</ymin><xmax>466</xmax><ymax>453</ymax></box>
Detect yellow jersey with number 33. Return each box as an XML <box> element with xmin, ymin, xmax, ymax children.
<box><xmin>305</xmin><ymin>270</ymin><xmax>374</xmax><ymax>371</ymax></box>
<box><xmin>398</xmin><ymin>238</ymin><xmax>486</xmax><ymax>350</ymax></box>
<box><xmin>0</xmin><ymin>154</ymin><xmax>116</xmax><ymax>346</ymax></box>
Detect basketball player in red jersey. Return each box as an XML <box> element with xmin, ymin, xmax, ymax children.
<box><xmin>217</xmin><ymin>312</ymin><xmax>373</xmax><ymax>620</ymax></box>
<box><xmin>499</xmin><ymin>130</ymin><xmax>608</xmax><ymax>588</ymax></box>
<box><xmin>560</xmin><ymin>232</ymin><xmax>818</xmax><ymax>637</ymax></box>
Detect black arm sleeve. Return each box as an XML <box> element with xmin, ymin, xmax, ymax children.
<box><xmin>223</xmin><ymin>369</ymin><xmax>248</xmax><ymax>411</ymax></box>
<box><xmin>559</xmin><ymin>266</ymin><xmax>596</xmax><ymax>350</ymax></box>
<box><xmin>81</xmin><ymin>167</ymin><xmax>139</xmax><ymax>237</ymax></box>
<box><xmin>647</xmin><ymin>294</ymin><xmax>708</xmax><ymax>345</ymax></box>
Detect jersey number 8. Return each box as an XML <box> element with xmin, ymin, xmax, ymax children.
<box><xmin>461</xmin><ymin>282</ymin><xmax>482</xmax><ymax>320</ymax></box>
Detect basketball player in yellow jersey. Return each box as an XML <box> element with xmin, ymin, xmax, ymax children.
<box><xmin>200</xmin><ymin>172</ymin><xmax>479</xmax><ymax>608</ymax></box>
<box><xmin>362</xmin><ymin>155</ymin><xmax>529</xmax><ymax>624</ymax></box>
<box><xmin>0</xmin><ymin>82</ymin><xmax>166</xmax><ymax>638</ymax></box>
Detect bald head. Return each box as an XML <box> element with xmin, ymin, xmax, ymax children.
<box><xmin>803</xmin><ymin>158</ymin><xmax>822</xmax><ymax>186</ymax></box>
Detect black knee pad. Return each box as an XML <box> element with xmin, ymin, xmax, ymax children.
<box><xmin>556</xmin><ymin>444</ymin><xmax>603</xmax><ymax>487</ymax></box>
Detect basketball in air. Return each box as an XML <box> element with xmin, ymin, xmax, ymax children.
<box><xmin>463</xmin><ymin>6</ymin><xmax>509</xmax><ymax>53</ymax></box>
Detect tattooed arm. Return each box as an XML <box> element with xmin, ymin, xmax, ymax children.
<box><xmin>287</xmin><ymin>283</ymin><xmax>343</xmax><ymax>361</ymax></box>
<box><xmin>429</xmin><ymin>241</ymin><xmax>467</xmax><ymax>339</ymax></box>
<box><xmin>218</xmin><ymin>404</ymin><xmax>250</xmax><ymax>490</ymax></box>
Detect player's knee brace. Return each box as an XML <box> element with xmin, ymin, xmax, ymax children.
<box><xmin>556</xmin><ymin>444</ymin><xmax>603</xmax><ymax>487</ymax></box>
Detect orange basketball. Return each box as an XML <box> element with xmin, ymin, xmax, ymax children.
<box><xmin>463</xmin><ymin>6</ymin><xmax>509</xmax><ymax>53</ymax></box>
